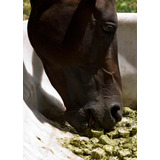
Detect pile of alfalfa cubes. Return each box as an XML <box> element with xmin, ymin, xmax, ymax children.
<box><xmin>58</xmin><ymin>107</ymin><xmax>137</xmax><ymax>160</ymax></box>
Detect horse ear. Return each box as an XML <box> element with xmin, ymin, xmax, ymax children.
<box><xmin>29</xmin><ymin>0</ymin><xmax>35</xmax><ymax>8</ymax></box>
<box><xmin>29</xmin><ymin>0</ymin><xmax>42</xmax><ymax>8</ymax></box>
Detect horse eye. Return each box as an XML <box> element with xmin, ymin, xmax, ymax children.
<box><xmin>101</xmin><ymin>23</ymin><xmax>116</xmax><ymax>34</ymax></box>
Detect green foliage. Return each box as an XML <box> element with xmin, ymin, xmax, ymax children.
<box><xmin>23</xmin><ymin>0</ymin><xmax>31</xmax><ymax>20</ymax></box>
<box><xmin>116</xmin><ymin>0</ymin><xmax>137</xmax><ymax>13</ymax></box>
<box><xmin>23</xmin><ymin>0</ymin><xmax>137</xmax><ymax>20</ymax></box>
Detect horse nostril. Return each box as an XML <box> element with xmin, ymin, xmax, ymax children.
<box><xmin>87</xmin><ymin>109</ymin><xmax>95</xmax><ymax>127</ymax></box>
<box><xmin>110</xmin><ymin>104</ymin><xmax>122</xmax><ymax>122</ymax></box>
<box><xmin>85</xmin><ymin>108</ymin><xmax>100</xmax><ymax>128</ymax></box>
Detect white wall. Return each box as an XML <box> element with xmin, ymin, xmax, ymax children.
<box><xmin>117</xmin><ymin>13</ymin><xmax>137</xmax><ymax>109</ymax></box>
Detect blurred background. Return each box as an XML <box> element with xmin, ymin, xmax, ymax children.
<box><xmin>23</xmin><ymin>0</ymin><xmax>137</xmax><ymax>20</ymax></box>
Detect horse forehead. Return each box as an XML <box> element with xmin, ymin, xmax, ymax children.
<box><xmin>93</xmin><ymin>0</ymin><xmax>117</xmax><ymax>21</ymax></box>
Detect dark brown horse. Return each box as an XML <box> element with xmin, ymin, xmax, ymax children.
<box><xmin>28</xmin><ymin>0</ymin><xmax>123</xmax><ymax>132</ymax></box>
